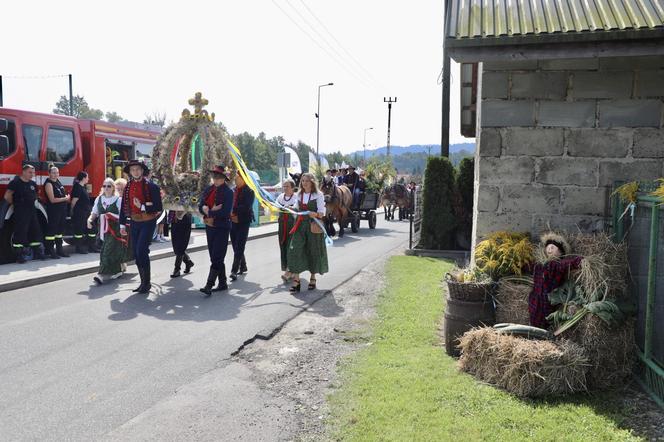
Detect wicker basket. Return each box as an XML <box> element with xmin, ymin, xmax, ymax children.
<box><xmin>445</xmin><ymin>274</ymin><xmax>496</xmax><ymax>302</ymax></box>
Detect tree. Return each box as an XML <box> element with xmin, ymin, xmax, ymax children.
<box><xmin>53</xmin><ymin>95</ymin><xmax>103</xmax><ymax>119</ymax></box>
<box><xmin>144</xmin><ymin>112</ymin><xmax>167</xmax><ymax>127</ymax></box>
<box><xmin>105</xmin><ymin>111</ymin><xmax>123</xmax><ymax>123</ymax></box>
<box><xmin>420</xmin><ymin>156</ymin><xmax>457</xmax><ymax>250</ymax></box>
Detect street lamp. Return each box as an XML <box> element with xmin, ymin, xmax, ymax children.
<box><xmin>316</xmin><ymin>82</ymin><xmax>334</xmax><ymax>161</ymax></box>
<box><xmin>363</xmin><ymin>127</ymin><xmax>374</xmax><ymax>164</ymax></box>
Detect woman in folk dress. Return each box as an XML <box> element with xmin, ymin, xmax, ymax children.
<box><xmin>286</xmin><ymin>173</ymin><xmax>328</xmax><ymax>292</ymax></box>
<box><xmin>276</xmin><ymin>178</ymin><xmax>297</xmax><ymax>282</ymax></box>
<box><xmin>88</xmin><ymin>178</ymin><xmax>127</xmax><ymax>285</ymax></box>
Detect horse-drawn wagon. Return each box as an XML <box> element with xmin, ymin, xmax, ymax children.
<box><xmin>348</xmin><ymin>190</ymin><xmax>379</xmax><ymax>232</ymax></box>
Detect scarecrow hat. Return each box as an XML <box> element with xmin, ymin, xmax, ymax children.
<box><xmin>124</xmin><ymin>159</ymin><xmax>149</xmax><ymax>175</ymax></box>
<box><xmin>209</xmin><ymin>164</ymin><xmax>231</xmax><ymax>180</ymax></box>
<box><xmin>540</xmin><ymin>231</ymin><xmax>571</xmax><ymax>256</ymax></box>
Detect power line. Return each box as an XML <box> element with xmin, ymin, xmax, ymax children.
<box><xmin>271</xmin><ymin>0</ymin><xmax>372</xmax><ymax>88</ymax></box>
<box><xmin>297</xmin><ymin>0</ymin><xmax>383</xmax><ymax>88</ymax></box>
<box><xmin>2</xmin><ymin>74</ymin><xmax>69</xmax><ymax>80</ymax></box>
<box><xmin>284</xmin><ymin>0</ymin><xmax>373</xmax><ymax>86</ymax></box>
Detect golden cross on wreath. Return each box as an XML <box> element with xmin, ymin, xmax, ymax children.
<box><xmin>188</xmin><ymin>92</ymin><xmax>209</xmax><ymax>115</ymax></box>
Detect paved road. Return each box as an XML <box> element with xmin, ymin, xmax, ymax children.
<box><xmin>0</xmin><ymin>220</ymin><xmax>409</xmax><ymax>440</ymax></box>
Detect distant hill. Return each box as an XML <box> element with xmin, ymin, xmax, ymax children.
<box><xmin>351</xmin><ymin>143</ymin><xmax>475</xmax><ymax>158</ymax></box>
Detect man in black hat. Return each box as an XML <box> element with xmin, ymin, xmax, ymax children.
<box><xmin>198</xmin><ymin>165</ymin><xmax>234</xmax><ymax>296</ymax></box>
<box><xmin>344</xmin><ymin>165</ymin><xmax>361</xmax><ymax>208</ymax></box>
<box><xmin>119</xmin><ymin>160</ymin><xmax>163</xmax><ymax>294</ymax></box>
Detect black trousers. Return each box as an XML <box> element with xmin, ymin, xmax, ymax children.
<box><xmin>206</xmin><ymin>226</ymin><xmax>230</xmax><ymax>272</ymax></box>
<box><xmin>72</xmin><ymin>208</ymin><xmax>94</xmax><ymax>240</ymax></box>
<box><xmin>13</xmin><ymin>206</ymin><xmax>42</xmax><ymax>248</ymax></box>
<box><xmin>230</xmin><ymin>222</ymin><xmax>250</xmax><ymax>260</ymax></box>
<box><xmin>45</xmin><ymin>203</ymin><xmax>67</xmax><ymax>240</ymax></box>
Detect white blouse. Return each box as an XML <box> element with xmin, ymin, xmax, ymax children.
<box><xmin>92</xmin><ymin>195</ymin><xmax>122</xmax><ymax>216</ymax></box>
<box><xmin>294</xmin><ymin>191</ymin><xmax>326</xmax><ymax>215</ymax></box>
<box><xmin>276</xmin><ymin>192</ymin><xmax>298</xmax><ymax>209</ymax></box>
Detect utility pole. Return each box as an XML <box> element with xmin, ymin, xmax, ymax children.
<box><xmin>0</xmin><ymin>75</ymin><xmax>3</xmax><ymax>107</ymax></box>
<box><xmin>315</xmin><ymin>82</ymin><xmax>334</xmax><ymax>162</ymax></box>
<box><xmin>68</xmin><ymin>74</ymin><xmax>74</xmax><ymax>116</ymax></box>
<box><xmin>383</xmin><ymin>97</ymin><xmax>397</xmax><ymax>158</ymax></box>
<box><xmin>441</xmin><ymin>0</ymin><xmax>451</xmax><ymax>157</ymax></box>
<box><xmin>363</xmin><ymin>127</ymin><xmax>373</xmax><ymax>165</ymax></box>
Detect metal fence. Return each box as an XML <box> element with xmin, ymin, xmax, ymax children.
<box><xmin>612</xmin><ymin>181</ymin><xmax>664</xmax><ymax>408</ymax></box>
<box><xmin>409</xmin><ymin>188</ymin><xmax>423</xmax><ymax>249</ymax></box>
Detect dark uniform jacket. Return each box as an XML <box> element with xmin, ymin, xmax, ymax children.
<box><xmin>119</xmin><ymin>178</ymin><xmax>163</xmax><ymax>227</ymax></box>
<box><xmin>232</xmin><ymin>185</ymin><xmax>255</xmax><ymax>225</ymax></box>
<box><xmin>8</xmin><ymin>176</ymin><xmax>38</xmax><ymax>209</ymax></box>
<box><xmin>344</xmin><ymin>172</ymin><xmax>360</xmax><ymax>189</ymax></box>
<box><xmin>199</xmin><ymin>184</ymin><xmax>234</xmax><ymax>228</ymax></box>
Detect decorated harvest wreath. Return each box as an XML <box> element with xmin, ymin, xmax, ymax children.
<box><xmin>151</xmin><ymin>92</ymin><xmax>234</xmax><ymax>214</ymax></box>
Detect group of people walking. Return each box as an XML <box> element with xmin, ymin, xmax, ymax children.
<box><xmin>4</xmin><ymin>161</ymin><xmax>330</xmax><ymax>296</ymax></box>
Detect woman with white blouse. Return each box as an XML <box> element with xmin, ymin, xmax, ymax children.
<box><xmin>276</xmin><ymin>178</ymin><xmax>298</xmax><ymax>282</ymax></box>
<box><xmin>87</xmin><ymin>178</ymin><xmax>127</xmax><ymax>284</ymax></box>
<box><xmin>286</xmin><ymin>173</ymin><xmax>329</xmax><ymax>292</ymax></box>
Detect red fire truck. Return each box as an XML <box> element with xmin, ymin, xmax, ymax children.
<box><xmin>0</xmin><ymin>107</ymin><xmax>162</xmax><ymax>263</ymax></box>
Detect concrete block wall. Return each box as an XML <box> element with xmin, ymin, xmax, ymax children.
<box><xmin>473</xmin><ymin>55</ymin><xmax>664</xmax><ymax>244</ymax></box>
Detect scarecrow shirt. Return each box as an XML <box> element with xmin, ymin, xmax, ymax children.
<box><xmin>528</xmin><ymin>256</ymin><xmax>583</xmax><ymax>328</ymax></box>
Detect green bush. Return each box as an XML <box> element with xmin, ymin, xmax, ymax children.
<box><xmin>456</xmin><ymin>157</ymin><xmax>474</xmax><ymax>242</ymax></box>
<box><xmin>420</xmin><ymin>156</ymin><xmax>457</xmax><ymax>249</ymax></box>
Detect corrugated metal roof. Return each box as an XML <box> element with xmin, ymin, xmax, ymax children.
<box><xmin>447</xmin><ymin>0</ymin><xmax>664</xmax><ymax>40</ymax></box>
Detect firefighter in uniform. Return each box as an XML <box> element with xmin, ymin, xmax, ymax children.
<box><xmin>119</xmin><ymin>160</ymin><xmax>163</xmax><ymax>294</ymax></box>
<box><xmin>43</xmin><ymin>165</ymin><xmax>71</xmax><ymax>259</ymax></box>
<box><xmin>4</xmin><ymin>164</ymin><xmax>46</xmax><ymax>263</ymax></box>
<box><xmin>198</xmin><ymin>165</ymin><xmax>234</xmax><ymax>297</ymax></box>
<box><xmin>70</xmin><ymin>171</ymin><xmax>99</xmax><ymax>254</ymax></box>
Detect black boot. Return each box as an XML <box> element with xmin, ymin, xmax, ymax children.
<box><xmin>75</xmin><ymin>237</ymin><xmax>88</xmax><ymax>254</ymax></box>
<box><xmin>88</xmin><ymin>236</ymin><xmax>101</xmax><ymax>253</ymax></box>
<box><xmin>229</xmin><ymin>257</ymin><xmax>239</xmax><ymax>281</ymax></box>
<box><xmin>200</xmin><ymin>267</ymin><xmax>219</xmax><ymax>297</ymax></box>
<box><xmin>133</xmin><ymin>266</ymin><xmax>144</xmax><ymax>292</ymax></box>
<box><xmin>15</xmin><ymin>247</ymin><xmax>26</xmax><ymax>264</ymax></box>
<box><xmin>239</xmin><ymin>255</ymin><xmax>247</xmax><ymax>275</ymax></box>
<box><xmin>32</xmin><ymin>245</ymin><xmax>46</xmax><ymax>261</ymax></box>
<box><xmin>55</xmin><ymin>238</ymin><xmax>69</xmax><ymax>257</ymax></box>
<box><xmin>45</xmin><ymin>240</ymin><xmax>59</xmax><ymax>259</ymax></box>
<box><xmin>138</xmin><ymin>262</ymin><xmax>151</xmax><ymax>294</ymax></box>
<box><xmin>170</xmin><ymin>255</ymin><xmax>183</xmax><ymax>278</ymax></box>
<box><xmin>213</xmin><ymin>264</ymin><xmax>228</xmax><ymax>292</ymax></box>
<box><xmin>183</xmin><ymin>253</ymin><xmax>194</xmax><ymax>274</ymax></box>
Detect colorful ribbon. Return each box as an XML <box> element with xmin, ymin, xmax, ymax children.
<box><xmin>226</xmin><ymin>138</ymin><xmax>333</xmax><ymax>247</ymax></box>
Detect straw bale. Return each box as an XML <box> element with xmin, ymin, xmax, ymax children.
<box><xmin>495</xmin><ymin>280</ymin><xmax>531</xmax><ymax>325</ymax></box>
<box><xmin>458</xmin><ymin>327</ymin><xmax>589</xmax><ymax>397</ymax></box>
<box><xmin>568</xmin><ymin>316</ymin><xmax>636</xmax><ymax>391</ymax></box>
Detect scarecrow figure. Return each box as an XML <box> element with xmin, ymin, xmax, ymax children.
<box><xmin>528</xmin><ymin>232</ymin><xmax>583</xmax><ymax>328</ymax></box>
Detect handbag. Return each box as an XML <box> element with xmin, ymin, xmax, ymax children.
<box><xmin>310</xmin><ymin>218</ymin><xmax>323</xmax><ymax>234</ymax></box>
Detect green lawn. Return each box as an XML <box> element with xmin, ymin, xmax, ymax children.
<box><xmin>329</xmin><ymin>255</ymin><xmax>641</xmax><ymax>442</ymax></box>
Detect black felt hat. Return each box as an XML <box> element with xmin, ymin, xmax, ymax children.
<box><xmin>123</xmin><ymin>159</ymin><xmax>149</xmax><ymax>175</ymax></box>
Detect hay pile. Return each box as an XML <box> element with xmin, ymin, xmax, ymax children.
<box><xmin>569</xmin><ymin>316</ymin><xmax>635</xmax><ymax>390</ymax></box>
<box><xmin>569</xmin><ymin>232</ymin><xmax>630</xmax><ymax>299</ymax></box>
<box><xmin>458</xmin><ymin>327</ymin><xmax>589</xmax><ymax>397</ymax></box>
<box><xmin>495</xmin><ymin>279</ymin><xmax>532</xmax><ymax>325</ymax></box>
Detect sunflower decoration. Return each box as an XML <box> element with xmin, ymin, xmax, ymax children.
<box><xmin>611</xmin><ymin>181</ymin><xmax>639</xmax><ymax>205</ymax></box>
<box><xmin>151</xmin><ymin>93</ymin><xmax>234</xmax><ymax>215</ymax></box>
<box><xmin>650</xmin><ymin>178</ymin><xmax>664</xmax><ymax>204</ymax></box>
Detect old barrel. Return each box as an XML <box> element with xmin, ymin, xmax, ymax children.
<box><xmin>444</xmin><ymin>296</ymin><xmax>495</xmax><ymax>357</ymax></box>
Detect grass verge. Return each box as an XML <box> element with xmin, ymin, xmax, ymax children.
<box><xmin>328</xmin><ymin>255</ymin><xmax>641</xmax><ymax>442</ymax></box>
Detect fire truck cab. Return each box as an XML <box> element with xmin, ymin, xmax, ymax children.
<box><xmin>0</xmin><ymin>108</ymin><xmax>161</xmax><ymax>264</ymax></box>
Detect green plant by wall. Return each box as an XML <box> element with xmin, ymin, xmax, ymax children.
<box><xmin>456</xmin><ymin>157</ymin><xmax>474</xmax><ymax>243</ymax></box>
<box><xmin>420</xmin><ymin>156</ymin><xmax>457</xmax><ymax>249</ymax></box>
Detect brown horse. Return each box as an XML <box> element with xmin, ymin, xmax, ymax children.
<box><xmin>382</xmin><ymin>183</ymin><xmax>410</xmax><ymax>220</ymax></box>
<box><xmin>320</xmin><ymin>176</ymin><xmax>353</xmax><ymax>237</ymax></box>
